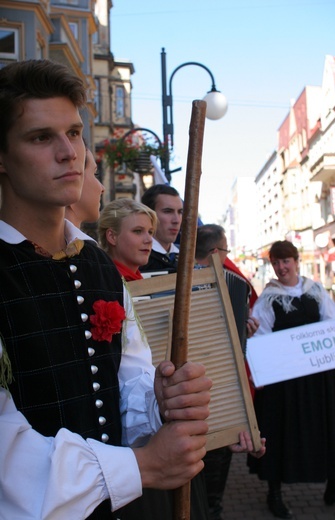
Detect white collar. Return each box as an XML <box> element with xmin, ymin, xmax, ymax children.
<box><xmin>152</xmin><ymin>237</ymin><xmax>179</xmax><ymax>255</ymax></box>
<box><xmin>0</xmin><ymin>219</ymin><xmax>96</xmax><ymax>245</ymax></box>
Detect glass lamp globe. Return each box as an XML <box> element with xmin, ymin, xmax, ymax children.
<box><xmin>203</xmin><ymin>90</ymin><xmax>228</xmax><ymax>120</ymax></box>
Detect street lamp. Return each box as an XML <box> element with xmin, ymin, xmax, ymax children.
<box><xmin>161</xmin><ymin>47</ymin><xmax>228</xmax><ymax>181</ymax></box>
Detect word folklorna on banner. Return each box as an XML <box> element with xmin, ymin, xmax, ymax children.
<box><xmin>246</xmin><ymin>319</ymin><xmax>335</xmax><ymax>387</ymax></box>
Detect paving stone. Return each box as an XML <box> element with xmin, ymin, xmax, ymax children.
<box><xmin>221</xmin><ymin>452</ymin><xmax>335</xmax><ymax>519</ymax></box>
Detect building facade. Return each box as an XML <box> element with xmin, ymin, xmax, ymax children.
<box><xmin>225</xmin><ymin>55</ymin><xmax>335</xmax><ymax>292</ymax></box>
<box><xmin>230</xmin><ymin>55</ymin><xmax>335</xmax><ymax>292</ymax></box>
<box><xmin>309</xmin><ymin>55</ymin><xmax>335</xmax><ymax>289</ymax></box>
<box><xmin>223</xmin><ymin>177</ymin><xmax>260</xmax><ymax>288</ymax></box>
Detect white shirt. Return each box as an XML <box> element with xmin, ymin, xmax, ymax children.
<box><xmin>0</xmin><ymin>220</ymin><xmax>162</xmax><ymax>519</ymax></box>
<box><xmin>151</xmin><ymin>237</ymin><xmax>179</xmax><ymax>255</ymax></box>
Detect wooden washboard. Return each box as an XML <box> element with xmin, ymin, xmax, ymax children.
<box><xmin>127</xmin><ymin>253</ymin><xmax>261</xmax><ymax>451</ymax></box>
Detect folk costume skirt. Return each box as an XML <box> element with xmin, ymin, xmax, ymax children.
<box><xmin>248</xmin><ymin>368</ymin><xmax>335</xmax><ymax>483</ymax></box>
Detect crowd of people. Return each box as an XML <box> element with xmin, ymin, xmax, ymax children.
<box><xmin>1</xmin><ymin>58</ymin><xmax>335</xmax><ymax>520</ymax></box>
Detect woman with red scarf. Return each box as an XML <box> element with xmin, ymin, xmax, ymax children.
<box><xmin>98</xmin><ymin>198</ymin><xmax>157</xmax><ymax>283</ymax></box>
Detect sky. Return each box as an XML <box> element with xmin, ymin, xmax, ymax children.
<box><xmin>110</xmin><ymin>0</ymin><xmax>335</xmax><ymax>224</ymax></box>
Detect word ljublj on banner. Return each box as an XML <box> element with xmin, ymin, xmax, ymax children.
<box><xmin>246</xmin><ymin>319</ymin><xmax>335</xmax><ymax>387</ymax></box>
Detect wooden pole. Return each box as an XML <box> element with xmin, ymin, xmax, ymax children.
<box><xmin>171</xmin><ymin>100</ymin><xmax>207</xmax><ymax>520</ymax></box>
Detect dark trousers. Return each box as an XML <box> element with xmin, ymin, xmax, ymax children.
<box><xmin>203</xmin><ymin>447</ymin><xmax>233</xmax><ymax>519</ymax></box>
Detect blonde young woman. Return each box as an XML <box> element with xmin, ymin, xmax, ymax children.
<box><xmin>98</xmin><ymin>198</ymin><xmax>157</xmax><ymax>282</ymax></box>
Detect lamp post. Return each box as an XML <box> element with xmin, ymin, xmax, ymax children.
<box><xmin>161</xmin><ymin>47</ymin><xmax>228</xmax><ymax>181</ymax></box>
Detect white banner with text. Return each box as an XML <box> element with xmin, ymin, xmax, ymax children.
<box><xmin>246</xmin><ymin>319</ymin><xmax>335</xmax><ymax>387</ymax></box>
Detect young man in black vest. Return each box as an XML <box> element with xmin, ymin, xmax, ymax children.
<box><xmin>140</xmin><ymin>184</ymin><xmax>183</xmax><ymax>274</ymax></box>
<box><xmin>0</xmin><ymin>59</ymin><xmax>212</xmax><ymax>519</ymax></box>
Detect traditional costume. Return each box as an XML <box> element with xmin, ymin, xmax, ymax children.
<box><xmin>0</xmin><ymin>220</ymin><xmax>161</xmax><ymax>519</ymax></box>
<box><xmin>248</xmin><ymin>276</ymin><xmax>335</xmax><ymax>483</ymax></box>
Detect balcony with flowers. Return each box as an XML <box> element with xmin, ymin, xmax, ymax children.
<box><xmin>100</xmin><ymin>127</ymin><xmax>167</xmax><ymax>174</ymax></box>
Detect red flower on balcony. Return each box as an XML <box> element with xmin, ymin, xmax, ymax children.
<box><xmin>99</xmin><ymin>129</ymin><xmax>168</xmax><ymax>172</ymax></box>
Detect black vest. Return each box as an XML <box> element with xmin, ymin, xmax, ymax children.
<box><xmin>272</xmin><ymin>293</ymin><xmax>320</xmax><ymax>332</ymax></box>
<box><xmin>0</xmin><ymin>240</ymin><xmax>125</xmax><ymax>519</ymax></box>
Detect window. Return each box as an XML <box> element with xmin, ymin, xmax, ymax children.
<box><xmin>115</xmin><ymin>86</ymin><xmax>125</xmax><ymax>119</ymax></box>
<box><xmin>36</xmin><ymin>40</ymin><xmax>43</xmax><ymax>59</ymax></box>
<box><xmin>36</xmin><ymin>31</ymin><xmax>46</xmax><ymax>59</ymax></box>
<box><xmin>92</xmin><ymin>30</ymin><xmax>98</xmax><ymax>45</ymax></box>
<box><xmin>330</xmin><ymin>186</ymin><xmax>335</xmax><ymax>216</ymax></box>
<box><xmin>94</xmin><ymin>78</ymin><xmax>101</xmax><ymax>123</ymax></box>
<box><xmin>0</xmin><ymin>28</ymin><xmax>19</xmax><ymax>60</ymax></box>
<box><xmin>68</xmin><ymin>22</ymin><xmax>79</xmax><ymax>40</ymax></box>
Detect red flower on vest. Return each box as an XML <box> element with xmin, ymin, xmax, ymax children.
<box><xmin>90</xmin><ymin>300</ymin><xmax>126</xmax><ymax>342</ymax></box>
